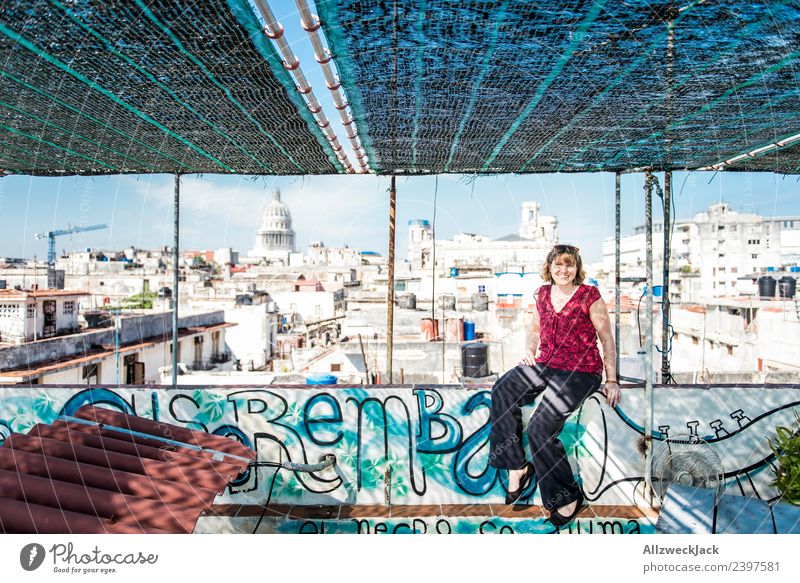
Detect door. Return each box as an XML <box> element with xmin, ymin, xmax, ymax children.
<box><xmin>42</xmin><ymin>300</ymin><xmax>56</xmax><ymax>337</ymax></box>
<box><xmin>124</xmin><ymin>354</ymin><xmax>144</xmax><ymax>384</ymax></box>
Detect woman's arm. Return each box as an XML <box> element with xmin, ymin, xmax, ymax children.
<box><xmin>520</xmin><ymin>307</ymin><xmax>540</xmax><ymax>366</ymax></box>
<box><xmin>589</xmin><ymin>296</ymin><xmax>621</xmax><ymax>407</ymax></box>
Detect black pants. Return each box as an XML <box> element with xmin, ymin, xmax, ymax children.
<box><xmin>488</xmin><ymin>363</ymin><xmax>602</xmax><ymax>511</ymax></box>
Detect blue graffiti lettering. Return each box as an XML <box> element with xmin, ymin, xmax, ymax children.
<box><xmin>414</xmin><ymin>388</ymin><xmax>462</xmax><ymax>453</ymax></box>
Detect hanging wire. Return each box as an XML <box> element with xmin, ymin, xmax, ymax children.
<box><xmin>430</xmin><ymin>176</ymin><xmax>438</xmax><ymax>322</ymax></box>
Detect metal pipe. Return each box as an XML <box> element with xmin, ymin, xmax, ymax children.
<box><xmin>644</xmin><ymin>171</ymin><xmax>655</xmax><ymax>499</ymax></box>
<box><xmin>661</xmin><ymin>171</ymin><xmax>672</xmax><ymax>382</ymax></box>
<box><xmin>253</xmin><ymin>0</ymin><xmax>355</xmax><ymax>173</ymax></box>
<box><xmin>295</xmin><ymin>0</ymin><xmax>368</xmax><ymax>171</ymax></box>
<box><xmin>172</xmin><ymin>174</ymin><xmax>180</xmax><ymax>389</ymax></box>
<box><xmin>615</xmin><ymin>171</ymin><xmax>621</xmax><ymax>378</ymax></box>
<box><xmin>386</xmin><ymin>176</ymin><xmax>397</xmax><ymax>382</ymax></box>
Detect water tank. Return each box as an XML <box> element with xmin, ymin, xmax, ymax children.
<box><xmin>306</xmin><ymin>373</ymin><xmax>337</xmax><ymax>385</ymax></box>
<box><xmin>790</xmin><ymin>266</ymin><xmax>800</xmax><ymax>273</ymax></box>
<box><xmin>462</xmin><ymin>342</ymin><xmax>489</xmax><ymax>378</ymax></box>
<box><xmin>438</xmin><ymin>294</ymin><xmax>456</xmax><ymax>311</ymax></box>
<box><xmin>471</xmin><ymin>292</ymin><xmax>489</xmax><ymax>311</ymax></box>
<box><xmin>757</xmin><ymin>276</ymin><xmax>776</xmax><ymax>299</ymax></box>
<box><xmin>445</xmin><ymin>317</ymin><xmax>464</xmax><ymax>342</ymax></box>
<box><xmin>778</xmin><ymin>276</ymin><xmax>796</xmax><ymax>299</ymax></box>
<box><xmin>450</xmin><ymin>267</ymin><xmax>459</xmax><ymax>277</ymax></box>
<box><xmin>421</xmin><ymin>317</ymin><xmax>439</xmax><ymax>341</ymax></box>
<box><xmin>398</xmin><ymin>293</ymin><xmax>417</xmax><ymax>310</ymax></box>
<box><xmin>464</xmin><ymin>320</ymin><xmax>476</xmax><ymax>341</ymax></box>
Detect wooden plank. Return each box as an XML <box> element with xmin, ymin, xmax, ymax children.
<box><xmin>771</xmin><ymin>502</ymin><xmax>800</xmax><ymax>534</ymax></box>
<box><xmin>655</xmin><ymin>485</ymin><xmax>715</xmax><ymax>534</ymax></box>
<box><xmin>714</xmin><ymin>494</ymin><xmax>774</xmax><ymax>534</ymax></box>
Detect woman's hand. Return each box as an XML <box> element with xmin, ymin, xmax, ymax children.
<box><xmin>601</xmin><ymin>382</ymin><xmax>621</xmax><ymax>408</ymax></box>
<box><xmin>519</xmin><ymin>353</ymin><xmax>536</xmax><ymax>366</ymax></box>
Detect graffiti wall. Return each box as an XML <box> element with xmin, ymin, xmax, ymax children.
<box><xmin>0</xmin><ymin>383</ymin><xmax>797</xmax><ymax>516</ymax></box>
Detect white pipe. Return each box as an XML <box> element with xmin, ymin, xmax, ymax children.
<box><xmin>295</xmin><ymin>0</ymin><xmax>369</xmax><ymax>172</ymax></box>
<box><xmin>699</xmin><ymin>131</ymin><xmax>800</xmax><ymax>171</ymax></box>
<box><xmin>252</xmin><ymin>0</ymin><xmax>356</xmax><ymax>173</ymax></box>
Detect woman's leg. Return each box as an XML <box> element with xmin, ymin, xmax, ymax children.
<box><xmin>527</xmin><ymin>369</ymin><xmax>601</xmax><ymax>511</ymax></box>
<box><xmin>489</xmin><ymin>364</ymin><xmax>548</xmax><ymax>470</ymax></box>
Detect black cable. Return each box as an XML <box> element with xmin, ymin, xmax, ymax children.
<box><xmin>430</xmin><ymin>176</ymin><xmax>438</xmax><ymax>322</ymax></box>
<box><xmin>251</xmin><ymin>461</ymin><xmax>281</xmax><ymax>534</ymax></box>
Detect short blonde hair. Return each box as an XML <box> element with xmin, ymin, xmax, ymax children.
<box><xmin>541</xmin><ymin>244</ymin><xmax>586</xmax><ymax>285</ymax></box>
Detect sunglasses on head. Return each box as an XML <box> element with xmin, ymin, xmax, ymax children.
<box><xmin>554</xmin><ymin>244</ymin><xmax>579</xmax><ymax>254</ymax></box>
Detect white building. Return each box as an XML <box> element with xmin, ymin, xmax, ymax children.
<box><xmin>603</xmin><ymin>203</ymin><xmax>800</xmax><ymax>300</ymax></box>
<box><xmin>0</xmin><ymin>310</ymin><xmax>234</xmax><ymax>385</ymax></box>
<box><xmin>304</xmin><ymin>241</ymin><xmax>361</xmax><ymax>268</ymax></box>
<box><xmin>249</xmin><ymin>188</ymin><xmax>296</xmax><ymax>264</ymax></box>
<box><xmin>0</xmin><ymin>289</ymin><xmax>88</xmax><ymax>343</ymax></box>
<box><xmin>270</xmin><ymin>284</ymin><xmax>346</xmax><ymax>326</ymax></box>
<box><xmin>407</xmin><ymin>201</ymin><xmax>558</xmax><ymax>275</ymax></box>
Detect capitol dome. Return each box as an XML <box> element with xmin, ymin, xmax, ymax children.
<box><xmin>250</xmin><ymin>188</ymin><xmax>296</xmax><ymax>257</ymax></box>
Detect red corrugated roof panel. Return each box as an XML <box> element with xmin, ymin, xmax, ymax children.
<box><xmin>0</xmin><ymin>405</ymin><xmax>255</xmax><ymax>534</ymax></box>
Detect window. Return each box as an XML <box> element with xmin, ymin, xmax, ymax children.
<box><xmin>692</xmin><ymin>336</ymin><xmax>699</xmax><ymax>345</ymax></box>
<box><xmin>26</xmin><ymin>304</ymin><xmax>35</xmax><ymax>318</ymax></box>
<box><xmin>82</xmin><ymin>363</ymin><xmax>100</xmax><ymax>384</ymax></box>
<box><xmin>478</xmin><ymin>285</ymin><xmax>486</xmax><ymax>293</ymax></box>
<box><xmin>727</xmin><ymin>345</ymin><xmax>734</xmax><ymax>356</ymax></box>
<box><xmin>751</xmin><ymin>254</ymin><xmax>758</xmax><ymax>259</ymax></box>
<box><xmin>63</xmin><ymin>300</ymin><xmax>75</xmax><ymax>315</ymax></box>
<box><xmin>330</xmin><ymin>363</ymin><xmax>341</xmax><ymax>372</ymax></box>
<box><xmin>0</xmin><ymin>304</ymin><xmax>20</xmax><ymax>318</ymax></box>
<box><xmin>731</xmin><ymin>267</ymin><xmax>738</xmax><ymax>273</ymax></box>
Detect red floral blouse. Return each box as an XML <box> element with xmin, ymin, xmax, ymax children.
<box><xmin>534</xmin><ymin>284</ymin><xmax>604</xmax><ymax>374</ymax></box>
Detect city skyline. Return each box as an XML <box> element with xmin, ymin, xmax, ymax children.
<box><xmin>1</xmin><ymin>171</ymin><xmax>799</xmax><ymax>265</ymax></box>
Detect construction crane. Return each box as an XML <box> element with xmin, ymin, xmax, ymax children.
<box><xmin>35</xmin><ymin>224</ymin><xmax>108</xmax><ymax>288</ymax></box>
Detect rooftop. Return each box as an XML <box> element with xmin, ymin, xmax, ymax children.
<box><xmin>0</xmin><ymin>289</ymin><xmax>89</xmax><ymax>299</ymax></box>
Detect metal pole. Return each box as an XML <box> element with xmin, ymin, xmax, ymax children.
<box><xmin>115</xmin><ymin>312</ymin><xmax>120</xmax><ymax>384</ymax></box>
<box><xmin>172</xmin><ymin>174</ymin><xmax>180</xmax><ymax>389</ymax></box>
<box><xmin>644</xmin><ymin>172</ymin><xmax>655</xmax><ymax>499</ymax></box>
<box><xmin>615</xmin><ymin>172</ymin><xmax>621</xmax><ymax>378</ymax></box>
<box><xmin>661</xmin><ymin>171</ymin><xmax>672</xmax><ymax>382</ymax></box>
<box><xmin>386</xmin><ymin>176</ymin><xmax>397</xmax><ymax>383</ymax></box>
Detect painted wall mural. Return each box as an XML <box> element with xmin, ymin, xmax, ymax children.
<box><xmin>0</xmin><ymin>383</ymin><xmax>797</xmax><ymax>531</ymax></box>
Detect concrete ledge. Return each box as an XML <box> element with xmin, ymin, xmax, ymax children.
<box><xmin>207</xmin><ymin>503</ymin><xmax>658</xmax><ymax>520</ymax></box>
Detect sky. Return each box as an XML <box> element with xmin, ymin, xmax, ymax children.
<box><xmin>1</xmin><ymin>171</ymin><xmax>798</xmax><ymax>265</ymax></box>
<box><xmin>1</xmin><ymin>1</ymin><xmax>799</xmax><ymax>264</ymax></box>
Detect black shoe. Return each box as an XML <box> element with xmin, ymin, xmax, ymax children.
<box><xmin>504</xmin><ymin>462</ymin><xmax>535</xmax><ymax>505</ymax></box>
<box><xmin>549</xmin><ymin>491</ymin><xmax>585</xmax><ymax>527</ymax></box>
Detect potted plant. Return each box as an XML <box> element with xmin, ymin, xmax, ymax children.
<box><xmin>769</xmin><ymin>413</ymin><xmax>800</xmax><ymax>505</ymax></box>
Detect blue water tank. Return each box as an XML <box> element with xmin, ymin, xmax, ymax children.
<box><xmin>588</xmin><ymin>278</ymin><xmax>599</xmax><ymax>286</ymax></box>
<box><xmin>306</xmin><ymin>374</ymin><xmax>337</xmax><ymax>385</ymax></box>
<box><xmin>767</xmin><ymin>266</ymin><xmax>776</xmax><ymax>272</ymax></box>
<box><xmin>790</xmin><ymin>266</ymin><xmax>800</xmax><ymax>273</ymax></box>
<box><xmin>450</xmin><ymin>267</ymin><xmax>459</xmax><ymax>277</ymax></box>
<box><xmin>464</xmin><ymin>320</ymin><xmax>476</xmax><ymax>341</ymax></box>
<box><xmin>643</xmin><ymin>285</ymin><xmax>664</xmax><ymax>297</ymax></box>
